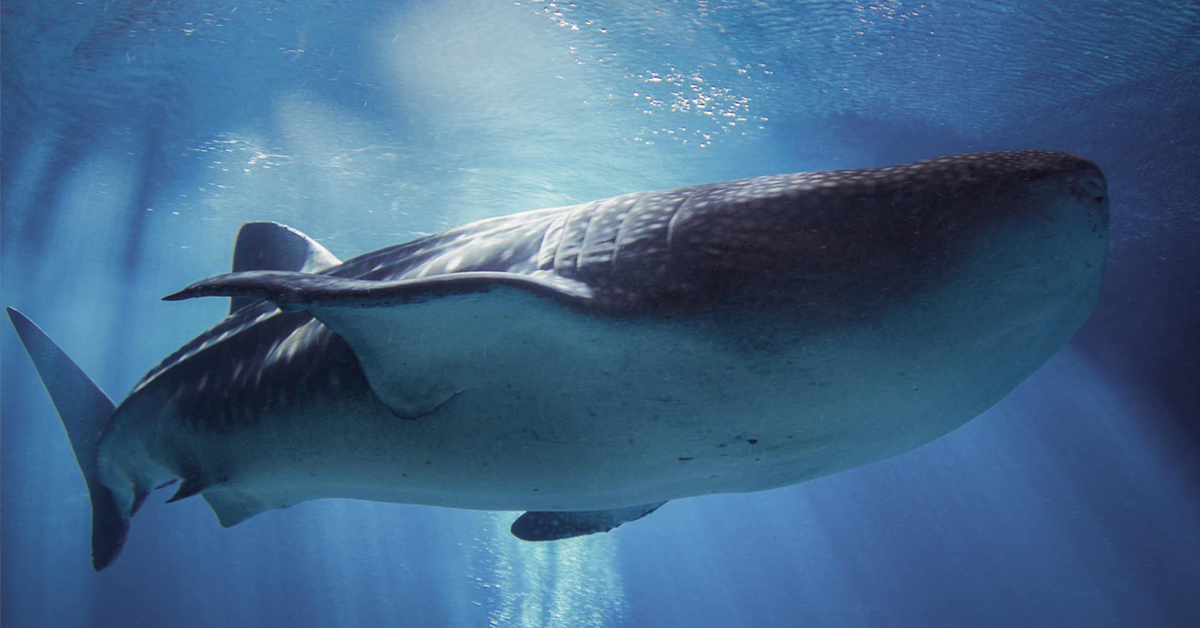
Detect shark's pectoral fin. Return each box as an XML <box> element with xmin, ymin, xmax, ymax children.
<box><xmin>166</xmin><ymin>269</ymin><xmax>594</xmax><ymax>311</ymax></box>
<box><xmin>229</xmin><ymin>222</ymin><xmax>342</xmax><ymax>313</ymax></box>
<box><xmin>165</xmin><ymin>270</ymin><xmax>595</xmax><ymax>420</ymax></box>
<box><xmin>511</xmin><ymin>502</ymin><xmax>667</xmax><ymax>541</ymax></box>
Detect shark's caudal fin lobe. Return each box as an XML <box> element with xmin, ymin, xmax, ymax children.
<box><xmin>511</xmin><ymin>502</ymin><xmax>667</xmax><ymax>541</ymax></box>
<box><xmin>90</xmin><ymin>486</ymin><xmax>130</xmax><ymax>570</ymax></box>
<box><xmin>6</xmin><ymin>308</ymin><xmax>128</xmax><ymax>571</ymax></box>
<box><xmin>229</xmin><ymin>222</ymin><xmax>341</xmax><ymax>313</ymax></box>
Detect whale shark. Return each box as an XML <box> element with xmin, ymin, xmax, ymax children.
<box><xmin>8</xmin><ymin>150</ymin><xmax>1109</xmax><ymax>570</ymax></box>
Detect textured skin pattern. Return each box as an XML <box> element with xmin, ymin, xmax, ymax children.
<box><xmin>148</xmin><ymin>150</ymin><xmax>1105</xmax><ymax>398</ymax></box>
<box><xmin>12</xmin><ymin>151</ymin><xmax>1111</xmax><ymax>568</ymax></box>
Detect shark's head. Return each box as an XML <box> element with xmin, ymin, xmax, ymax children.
<box><xmin>625</xmin><ymin>152</ymin><xmax>1110</xmax><ymax>442</ymax></box>
<box><xmin>657</xmin><ymin>151</ymin><xmax>1108</xmax><ymax>324</ymax></box>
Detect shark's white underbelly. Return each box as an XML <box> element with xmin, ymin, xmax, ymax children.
<box><xmin>149</xmin><ymin>196</ymin><xmax>1102</xmax><ymax>516</ymax></box>
<box><xmin>180</xmin><ymin>273</ymin><xmax>1083</xmax><ymax>514</ymax></box>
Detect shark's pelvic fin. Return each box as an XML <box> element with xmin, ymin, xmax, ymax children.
<box><xmin>511</xmin><ymin>502</ymin><xmax>668</xmax><ymax>541</ymax></box>
<box><xmin>203</xmin><ymin>490</ymin><xmax>278</xmax><ymax>527</ymax></box>
<box><xmin>6</xmin><ymin>308</ymin><xmax>129</xmax><ymax>571</ymax></box>
<box><xmin>229</xmin><ymin>222</ymin><xmax>341</xmax><ymax>313</ymax></box>
<box><xmin>165</xmin><ymin>474</ymin><xmax>209</xmax><ymax>503</ymax></box>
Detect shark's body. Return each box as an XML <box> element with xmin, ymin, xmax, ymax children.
<box><xmin>9</xmin><ymin>150</ymin><xmax>1109</xmax><ymax>570</ymax></box>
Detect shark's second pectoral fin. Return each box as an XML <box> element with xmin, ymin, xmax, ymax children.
<box><xmin>165</xmin><ymin>270</ymin><xmax>595</xmax><ymax>419</ymax></box>
<box><xmin>511</xmin><ymin>502</ymin><xmax>667</xmax><ymax>541</ymax></box>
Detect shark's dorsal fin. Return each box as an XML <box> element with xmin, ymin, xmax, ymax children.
<box><xmin>229</xmin><ymin>222</ymin><xmax>341</xmax><ymax>313</ymax></box>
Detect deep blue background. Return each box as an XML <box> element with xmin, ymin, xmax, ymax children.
<box><xmin>2</xmin><ymin>1</ymin><xmax>1198</xmax><ymax>627</ymax></box>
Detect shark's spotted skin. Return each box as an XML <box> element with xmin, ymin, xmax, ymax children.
<box><xmin>8</xmin><ymin>151</ymin><xmax>1109</xmax><ymax>570</ymax></box>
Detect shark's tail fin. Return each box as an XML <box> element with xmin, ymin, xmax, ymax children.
<box><xmin>7</xmin><ymin>308</ymin><xmax>129</xmax><ymax>570</ymax></box>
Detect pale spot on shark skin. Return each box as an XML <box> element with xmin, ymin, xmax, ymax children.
<box><xmin>267</xmin><ymin>320</ymin><xmax>323</xmax><ymax>365</ymax></box>
<box><xmin>132</xmin><ymin>307</ymin><xmax>285</xmax><ymax>395</ymax></box>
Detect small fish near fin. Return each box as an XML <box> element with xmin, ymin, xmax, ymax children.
<box><xmin>229</xmin><ymin>222</ymin><xmax>342</xmax><ymax>313</ymax></box>
<box><xmin>511</xmin><ymin>502</ymin><xmax>668</xmax><ymax>541</ymax></box>
<box><xmin>164</xmin><ymin>270</ymin><xmax>595</xmax><ymax>419</ymax></box>
<box><xmin>6</xmin><ymin>307</ymin><xmax>130</xmax><ymax>571</ymax></box>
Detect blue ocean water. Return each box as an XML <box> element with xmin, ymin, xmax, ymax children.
<box><xmin>2</xmin><ymin>1</ymin><xmax>1197</xmax><ymax>626</ymax></box>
